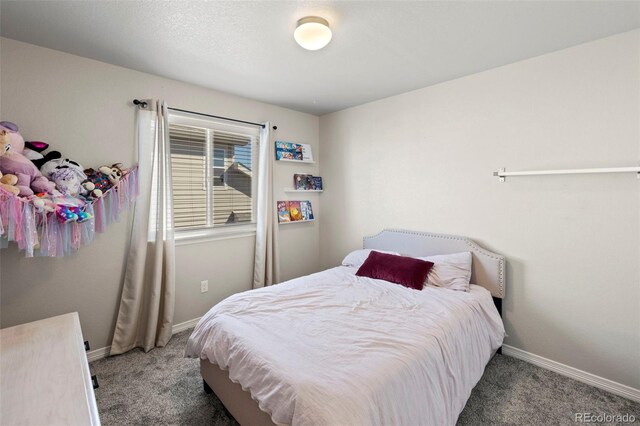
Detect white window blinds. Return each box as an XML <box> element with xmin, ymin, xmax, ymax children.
<box><xmin>170</xmin><ymin>124</ymin><xmax>208</xmax><ymax>229</ymax></box>
<box><xmin>169</xmin><ymin>117</ymin><xmax>258</xmax><ymax>232</ymax></box>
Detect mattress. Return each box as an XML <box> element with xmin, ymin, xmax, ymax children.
<box><xmin>185</xmin><ymin>266</ymin><xmax>505</xmax><ymax>426</ymax></box>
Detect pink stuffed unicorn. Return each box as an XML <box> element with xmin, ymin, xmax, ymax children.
<box><xmin>0</xmin><ymin>122</ymin><xmax>57</xmax><ymax>197</ymax></box>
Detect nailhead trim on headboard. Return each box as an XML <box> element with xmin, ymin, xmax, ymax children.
<box><xmin>363</xmin><ymin>229</ymin><xmax>505</xmax><ymax>298</ymax></box>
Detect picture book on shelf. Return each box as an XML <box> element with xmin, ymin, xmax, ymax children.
<box><xmin>277</xmin><ymin>200</ymin><xmax>314</xmax><ymax>223</ymax></box>
<box><xmin>277</xmin><ymin>201</ymin><xmax>291</xmax><ymax>223</ymax></box>
<box><xmin>275</xmin><ymin>141</ymin><xmax>313</xmax><ymax>161</ymax></box>
<box><xmin>300</xmin><ymin>144</ymin><xmax>313</xmax><ymax>161</ymax></box>
<box><xmin>275</xmin><ymin>141</ymin><xmax>302</xmax><ymax>161</ymax></box>
<box><xmin>294</xmin><ymin>174</ymin><xmax>314</xmax><ymax>190</ymax></box>
<box><xmin>300</xmin><ymin>201</ymin><xmax>314</xmax><ymax>221</ymax></box>
<box><xmin>311</xmin><ymin>176</ymin><xmax>323</xmax><ymax>191</ymax></box>
<box><xmin>287</xmin><ymin>201</ymin><xmax>303</xmax><ymax>221</ymax></box>
<box><xmin>293</xmin><ymin>174</ymin><xmax>323</xmax><ymax>191</ymax></box>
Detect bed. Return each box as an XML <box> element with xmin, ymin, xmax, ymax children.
<box><xmin>185</xmin><ymin>229</ymin><xmax>506</xmax><ymax>426</ymax></box>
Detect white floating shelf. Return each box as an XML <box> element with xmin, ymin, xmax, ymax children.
<box><xmin>279</xmin><ymin>219</ymin><xmax>315</xmax><ymax>225</ymax></box>
<box><xmin>284</xmin><ymin>188</ymin><xmax>323</xmax><ymax>193</ymax></box>
<box><xmin>276</xmin><ymin>158</ymin><xmax>315</xmax><ymax>164</ymax></box>
<box><xmin>494</xmin><ymin>166</ymin><xmax>640</xmax><ymax>182</ymax></box>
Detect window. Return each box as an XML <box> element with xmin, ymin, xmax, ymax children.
<box><xmin>212</xmin><ymin>148</ymin><xmax>226</xmax><ymax>187</ymax></box>
<box><xmin>169</xmin><ymin>113</ymin><xmax>259</xmax><ymax>238</ymax></box>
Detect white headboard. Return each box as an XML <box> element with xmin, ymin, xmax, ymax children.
<box><xmin>363</xmin><ymin>229</ymin><xmax>505</xmax><ymax>299</ymax></box>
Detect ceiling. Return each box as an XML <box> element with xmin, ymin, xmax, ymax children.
<box><xmin>1</xmin><ymin>1</ymin><xmax>638</xmax><ymax>115</ymax></box>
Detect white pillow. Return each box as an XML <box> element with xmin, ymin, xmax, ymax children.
<box><xmin>341</xmin><ymin>249</ymin><xmax>399</xmax><ymax>268</ymax></box>
<box><xmin>419</xmin><ymin>252</ymin><xmax>472</xmax><ymax>292</ymax></box>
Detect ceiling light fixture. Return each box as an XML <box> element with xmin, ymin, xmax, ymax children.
<box><xmin>294</xmin><ymin>16</ymin><xmax>332</xmax><ymax>51</ymax></box>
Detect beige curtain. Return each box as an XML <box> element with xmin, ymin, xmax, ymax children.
<box><xmin>111</xmin><ymin>100</ymin><xmax>175</xmax><ymax>354</ymax></box>
<box><xmin>253</xmin><ymin>123</ymin><xmax>280</xmax><ymax>288</ymax></box>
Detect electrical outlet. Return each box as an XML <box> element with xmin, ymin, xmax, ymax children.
<box><xmin>200</xmin><ymin>280</ymin><xmax>208</xmax><ymax>293</ymax></box>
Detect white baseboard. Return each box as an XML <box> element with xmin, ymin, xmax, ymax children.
<box><xmin>172</xmin><ymin>316</ymin><xmax>201</xmax><ymax>334</ymax></box>
<box><xmin>502</xmin><ymin>344</ymin><xmax>640</xmax><ymax>403</ymax></box>
<box><xmin>87</xmin><ymin>345</ymin><xmax>112</xmax><ymax>363</ymax></box>
<box><xmin>87</xmin><ymin>316</ymin><xmax>201</xmax><ymax>363</ymax></box>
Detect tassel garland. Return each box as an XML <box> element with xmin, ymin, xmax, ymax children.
<box><xmin>0</xmin><ymin>166</ymin><xmax>138</xmax><ymax>257</ymax></box>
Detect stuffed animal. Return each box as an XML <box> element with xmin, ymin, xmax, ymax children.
<box><xmin>56</xmin><ymin>205</ymin><xmax>79</xmax><ymax>223</ymax></box>
<box><xmin>56</xmin><ymin>204</ymin><xmax>78</xmax><ymax>223</ymax></box>
<box><xmin>80</xmin><ymin>163</ymin><xmax>124</xmax><ymax>199</ymax></box>
<box><xmin>31</xmin><ymin>195</ymin><xmax>56</xmax><ymax>213</ymax></box>
<box><xmin>81</xmin><ymin>179</ymin><xmax>102</xmax><ymax>199</ymax></box>
<box><xmin>0</xmin><ymin>122</ymin><xmax>62</xmax><ymax>169</ymax></box>
<box><xmin>74</xmin><ymin>206</ymin><xmax>92</xmax><ymax>223</ymax></box>
<box><xmin>0</xmin><ymin>171</ymin><xmax>19</xmax><ymax>196</ymax></box>
<box><xmin>0</xmin><ymin>122</ymin><xmax>25</xmax><ymax>151</ymax></box>
<box><xmin>56</xmin><ymin>204</ymin><xmax>92</xmax><ymax>223</ymax></box>
<box><xmin>99</xmin><ymin>163</ymin><xmax>124</xmax><ymax>185</ymax></box>
<box><xmin>31</xmin><ymin>193</ymin><xmax>91</xmax><ymax>223</ymax></box>
<box><xmin>39</xmin><ymin>157</ymin><xmax>102</xmax><ymax>198</ymax></box>
<box><xmin>0</xmin><ymin>124</ymin><xmax>57</xmax><ymax>197</ymax></box>
<box><xmin>84</xmin><ymin>166</ymin><xmax>113</xmax><ymax>193</ymax></box>
<box><xmin>50</xmin><ymin>166</ymin><xmax>83</xmax><ymax>196</ymax></box>
<box><xmin>23</xmin><ymin>140</ymin><xmax>62</xmax><ymax>169</ymax></box>
<box><xmin>40</xmin><ymin>157</ymin><xmax>76</xmax><ymax>180</ymax></box>
<box><xmin>0</xmin><ymin>130</ymin><xmax>20</xmax><ymax>196</ymax></box>
<box><xmin>41</xmin><ymin>157</ymin><xmax>99</xmax><ymax>198</ymax></box>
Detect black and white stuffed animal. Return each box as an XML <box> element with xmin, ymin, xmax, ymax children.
<box><xmin>23</xmin><ymin>141</ymin><xmax>61</xmax><ymax>169</ymax></box>
<box><xmin>40</xmin><ymin>158</ymin><xmax>101</xmax><ymax>198</ymax></box>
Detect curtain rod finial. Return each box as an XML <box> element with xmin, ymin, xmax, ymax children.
<box><xmin>133</xmin><ymin>99</ymin><xmax>148</xmax><ymax>108</ymax></box>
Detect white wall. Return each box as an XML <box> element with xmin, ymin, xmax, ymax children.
<box><xmin>0</xmin><ymin>38</ymin><xmax>321</xmax><ymax>349</ymax></box>
<box><xmin>319</xmin><ymin>30</ymin><xmax>640</xmax><ymax>389</ymax></box>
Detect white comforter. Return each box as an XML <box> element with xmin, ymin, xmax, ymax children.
<box><xmin>185</xmin><ymin>266</ymin><xmax>505</xmax><ymax>426</ymax></box>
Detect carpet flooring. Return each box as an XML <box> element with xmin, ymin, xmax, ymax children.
<box><xmin>92</xmin><ymin>329</ymin><xmax>639</xmax><ymax>425</ymax></box>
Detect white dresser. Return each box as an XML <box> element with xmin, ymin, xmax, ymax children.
<box><xmin>0</xmin><ymin>312</ymin><xmax>100</xmax><ymax>425</ymax></box>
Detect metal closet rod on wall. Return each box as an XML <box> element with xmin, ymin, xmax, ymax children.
<box><xmin>132</xmin><ymin>99</ymin><xmax>277</xmax><ymax>130</ymax></box>
<box><xmin>494</xmin><ymin>165</ymin><xmax>640</xmax><ymax>182</ymax></box>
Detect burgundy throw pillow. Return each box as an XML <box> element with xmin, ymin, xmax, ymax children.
<box><xmin>355</xmin><ymin>251</ymin><xmax>434</xmax><ymax>290</ymax></box>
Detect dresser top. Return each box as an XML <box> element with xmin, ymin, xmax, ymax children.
<box><xmin>1</xmin><ymin>312</ymin><xmax>100</xmax><ymax>426</ymax></box>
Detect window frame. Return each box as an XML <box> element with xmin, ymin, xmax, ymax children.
<box><xmin>168</xmin><ymin>112</ymin><xmax>260</xmax><ymax>243</ymax></box>
<box><xmin>212</xmin><ymin>147</ymin><xmax>229</xmax><ymax>189</ymax></box>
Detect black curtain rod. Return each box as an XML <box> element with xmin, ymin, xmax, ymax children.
<box><xmin>132</xmin><ymin>99</ymin><xmax>276</xmax><ymax>130</ymax></box>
